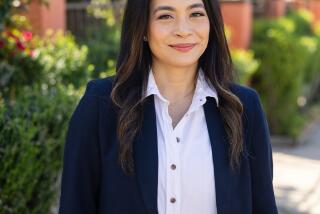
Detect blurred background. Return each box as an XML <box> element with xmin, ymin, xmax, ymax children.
<box><xmin>0</xmin><ymin>0</ymin><xmax>319</xmax><ymax>213</ymax></box>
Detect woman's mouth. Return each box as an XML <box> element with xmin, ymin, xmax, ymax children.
<box><xmin>169</xmin><ymin>43</ymin><xmax>197</xmax><ymax>52</ymax></box>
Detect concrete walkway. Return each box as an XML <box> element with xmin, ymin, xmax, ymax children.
<box><xmin>273</xmin><ymin>120</ymin><xmax>320</xmax><ymax>214</ymax></box>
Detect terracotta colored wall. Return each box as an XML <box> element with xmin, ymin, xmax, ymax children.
<box><xmin>291</xmin><ymin>0</ymin><xmax>308</xmax><ymax>10</ymax></box>
<box><xmin>265</xmin><ymin>0</ymin><xmax>287</xmax><ymax>18</ymax></box>
<box><xmin>309</xmin><ymin>0</ymin><xmax>320</xmax><ymax>24</ymax></box>
<box><xmin>25</xmin><ymin>0</ymin><xmax>65</xmax><ymax>36</ymax></box>
<box><xmin>221</xmin><ymin>1</ymin><xmax>253</xmax><ymax>49</ymax></box>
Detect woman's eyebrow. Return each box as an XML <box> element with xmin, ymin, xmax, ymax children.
<box><xmin>152</xmin><ymin>3</ymin><xmax>205</xmax><ymax>15</ymax></box>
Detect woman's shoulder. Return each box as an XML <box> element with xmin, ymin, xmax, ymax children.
<box><xmin>230</xmin><ymin>83</ymin><xmax>262</xmax><ymax>109</ymax></box>
<box><xmin>83</xmin><ymin>75</ymin><xmax>115</xmax><ymax>98</ymax></box>
<box><xmin>229</xmin><ymin>83</ymin><xmax>267</xmax><ymax>126</ymax></box>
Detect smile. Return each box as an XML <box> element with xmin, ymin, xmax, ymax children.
<box><xmin>169</xmin><ymin>43</ymin><xmax>197</xmax><ymax>52</ymax></box>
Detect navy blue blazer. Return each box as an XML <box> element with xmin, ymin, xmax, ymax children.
<box><xmin>59</xmin><ymin>76</ymin><xmax>278</xmax><ymax>214</ymax></box>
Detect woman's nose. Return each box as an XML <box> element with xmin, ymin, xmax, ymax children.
<box><xmin>174</xmin><ymin>18</ymin><xmax>192</xmax><ymax>38</ymax></box>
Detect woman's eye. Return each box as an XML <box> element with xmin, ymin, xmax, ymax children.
<box><xmin>191</xmin><ymin>12</ymin><xmax>205</xmax><ymax>17</ymax></box>
<box><xmin>158</xmin><ymin>14</ymin><xmax>172</xmax><ymax>20</ymax></box>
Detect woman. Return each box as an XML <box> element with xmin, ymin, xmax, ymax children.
<box><xmin>59</xmin><ymin>0</ymin><xmax>278</xmax><ymax>213</ymax></box>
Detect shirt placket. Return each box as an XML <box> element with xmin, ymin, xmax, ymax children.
<box><xmin>162</xmin><ymin>102</ymin><xmax>182</xmax><ymax>214</ymax></box>
<box><xmin>171</xmin><ymin>123</ymin><xmax>183</xmax><ymax>214</ymax></box>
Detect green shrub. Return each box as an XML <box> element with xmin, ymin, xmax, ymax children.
<box><xmin>285</xmin><ymin>9</ymin><xmax>320</xmax><ymax>102</ymax></box>
<box><xmin>0</xmin><ymin>85</ymin><xmax>79</xmax><ymax>213</ymax></box>
<box><xmin>299</xmin><ymin>36</ymin><xmax>319</xmax><ymax>81</ymax></box>
<box><xmin>251</xmin><ymin>17</ymin><xmax>309</xmax><ymax>137</ymax></box>
<box><xmin>300</xmin><ymin>35</ymin><xmax>320</xmax><ymax>102</ymax></box>
<box><xmin>79</xmin><ymin>23</ymin><xmax>120</xmax><ymax>78</ymax></box>
<box><xmin>0</xmin><ymin>2</ymin><xmax>93</xmax><ymax>213</ymax></box>
<box><xmin>286</xmin><ymin>8</ymin><xmax>314</xmax><ymax>36</ymax></box>
<box><xmin>251</xmin><ymin>9</ymin><xmax>320</xmax><ymax>137</ymax></box>
<box><xmin>231</xmin><ymin>49</ymin><xmax>260</xmax><ymax>85</ymax></box>
<box><xmin>225</xmin><ymin>25</ymin><xmax>260</xmax><ymax>86</ymax></box>
<box><xmin>0</xmin><ymin>0</ymin><xmax>12</xmax><ymax>30</ymax></box>
<box><xmin>0</xmin><ymin>26</ymin><xmax>91</xmax><ymax>214</ymax></box>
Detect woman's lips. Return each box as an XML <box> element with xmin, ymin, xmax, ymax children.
<box><xmin>169</xmin><ymin>43</ymin><xmax>196</xmax><ymax>52</ymax></box>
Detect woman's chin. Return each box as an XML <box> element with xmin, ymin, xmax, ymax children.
<box><xmin>160</xmin><ymin>56</ymin><xmax>198</xmax><ymax>67</ymax></box>
<box><xmin>168</xmin><ymin>60</ymin><xmax>199</xmax><ymax>68</ymax></box>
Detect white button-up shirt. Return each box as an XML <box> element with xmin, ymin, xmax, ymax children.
<box><xmin>143</xmin><ymin>68</ymin><xmax>219</xmax><ymax>214</ymax></box>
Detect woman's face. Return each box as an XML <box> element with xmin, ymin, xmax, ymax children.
<box><xmin>147</xmin><ymin>0</ymin><xmax>210</xmax><ymax>68</ymax></box>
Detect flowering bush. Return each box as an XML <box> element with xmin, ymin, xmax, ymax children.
<box><xmin>0</xmin><ymin>28</ymin><xmax>43</xmax><ymax>99</ymax></box>
<box><xmin>0</xmin><ymin>1</ymin><xmax>94</xmax><ymax>213</ymax></box>
<box><xmin>0</xmin><ymin>29</ymin><xmax>35</xmax><ymax>58</ymax></box>
<box><xmin>35</xmin><ymin>30</ymin><xmax>93</xmax><ymax>89</ymax></box>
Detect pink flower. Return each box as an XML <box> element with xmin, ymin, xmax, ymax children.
<box><xmin>30</xmin><ymin>50</ymin><xmax>35</xmax><ymax>58</ymax></box>
<box><xmin>22</xmin><ymin>31</ymin><xmax>33</xmax><ymax>42</ymax></box>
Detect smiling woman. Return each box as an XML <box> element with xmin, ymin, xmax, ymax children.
<box><xmin>59</xmin><ymin>0</ymin><xmax>278</xmax><ymax>213</ymax></box>
<box><xmin>148</xmin><ymin>1</ymin><xmax>209</xmax><ymax>65</ymax></box>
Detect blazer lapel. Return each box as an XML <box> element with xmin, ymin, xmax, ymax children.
<box><xmin>204</xmin><ymin>97</ymin><xmax>233</xmax><ymax>213</ymax></box>
<box><xmin>134</xmin><ymin>95</ymin><xmax>159</xmax><ymax>213</ymax></box>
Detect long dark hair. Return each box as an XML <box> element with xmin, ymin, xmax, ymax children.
<box><xmin>111</xmin><ymin>0</ymin><xmax>243</xmax><ymax>175</ymax></box>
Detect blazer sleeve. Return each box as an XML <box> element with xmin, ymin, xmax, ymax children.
<box><xmin>59</xmin><ymin>80</ymin><xmax>101</xmax><ymax>214</ymax></box>
<box><xmin>249</xmin><ymin>90</ymin><xmax>278</xmax><ymax>214</ymax></box>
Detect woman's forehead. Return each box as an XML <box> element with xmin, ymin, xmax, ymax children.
<box><xmin>150</xmin><ymin>0</ymin><xmax>204</xmax><ymax>10</ymax></box>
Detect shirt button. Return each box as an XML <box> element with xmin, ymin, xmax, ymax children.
<box><xmin>170</xmin><ymin>164</ymin><xmax>176</xmax><ymax>170</ymax></box>
<box><xmin>176</xmin><ymin>137</ymin><xmax>180</xmax><ymax>143</ymax></box>
<box><xmin>170</xmin><ymin>197</ymin><xmax>176</xmax><ymax>203</ymax></box>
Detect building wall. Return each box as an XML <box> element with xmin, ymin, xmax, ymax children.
<box><xmin>221</xmin><ymin>1</ymin><xmax>253</xmax><ymax>49</ymax></box>
<box><xmin>25</xmin><ymin>0</ymin><xmax>65</xmax><ymax>36</ymax></box>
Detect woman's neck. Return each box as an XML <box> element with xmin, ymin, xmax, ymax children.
<box><xmin>151</xmin><ymin>63</ymin><xmax>198</xmax><ymax>103</ymax></box>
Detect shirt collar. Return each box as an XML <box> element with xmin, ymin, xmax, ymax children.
<box><xmin>143</xmin><ymin>67</ymin><xmax>219</xmax><ymax>107</ymax></box>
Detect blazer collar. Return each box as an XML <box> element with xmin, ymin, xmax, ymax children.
<box><xmin>143</xmin><ymin>67</ymin><xmax>219</xmax><ymax>107</ymax></box>
<box><xmin>133</xmin><ymin>96</ymin><xmax>232</xmax><ymax>213</ymax></box>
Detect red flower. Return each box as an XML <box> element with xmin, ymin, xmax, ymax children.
<box><xmin>16</xmin><ymin>40</ymin><xmax>25</xmax><ymax>51</ymax></box>
<box><xmin>22</xmin><ymin>31</ymin><xmax>33</xmax><ymax>42</ymax></box>
<box><xmin>0</xmin><ymin>40</ymin><xmax>5</xmax><ymax>48</ymax></box>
